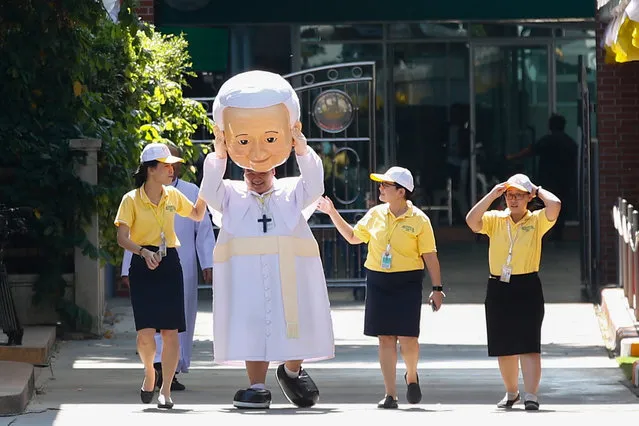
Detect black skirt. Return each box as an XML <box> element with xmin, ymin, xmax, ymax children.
<box><xmin>364</xmin><ymin>268</ymin><xmax>424</xmax><ymax>337</ymax></box>
<box><xmin>128</xmin><ymin>246</ymin><xmax>186</xmax><ymax>332</ymax></box>
<box><xmin>484</xmin><ymin>272</ymin><xmax>545</xmax><ymax>356</ymax></box>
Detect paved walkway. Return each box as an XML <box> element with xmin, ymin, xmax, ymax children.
<box><xmin>2</xmin><ymin>241</ymin><xmax>637</xmax><ymax>425</ymax></box>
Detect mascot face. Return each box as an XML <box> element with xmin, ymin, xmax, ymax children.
<box><xmin>223</xmin><ymin>103</ymin><xmax>293</xmax><ymax>172</ymax></box>
<box><xmin>212</xmin><ymin>70</ymin><xmax>301</xmax><ymax>173</ymax></box>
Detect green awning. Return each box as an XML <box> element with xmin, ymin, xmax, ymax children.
<box><xmin>158</xmin><ymin>26</ymin><xmax>228</xmax><ymax>72</ymax></box>
<box><xmin>157</xmin><ymin>0</ymin><xmax>595</xmax><ymax>25</ymax></box>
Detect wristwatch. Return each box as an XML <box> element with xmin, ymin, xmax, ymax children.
<box><xmin>138</xmin><ymin>246</ymin><xmax>144</xmax><ymax>256</ymax></box>
<box><xmin>432</xmin><ymin>285</ymin><xmax>444</xmax><ymax>292</ymax></box>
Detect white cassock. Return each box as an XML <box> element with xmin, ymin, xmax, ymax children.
<box><xmin>199</xmin><ymin>148</ymin><xmax>335</xmax><ymax>365</ymax></box>
<box><xmin>122</xmin><ymin>178</ymin><xmax>216</xmax><ymax>373</ymax></box>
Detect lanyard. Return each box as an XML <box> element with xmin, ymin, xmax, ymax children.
<box><xmin>505</xmin><ymin>220</ymin><xmax>521</xmax><ymax>266</ymax></box>
<box><xmin>384</xmin><ymin>209</ymin><xmax>405</xmax><ymax>250</ymax></box>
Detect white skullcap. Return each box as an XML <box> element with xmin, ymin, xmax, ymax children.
<box><xmin>212</xmin><ymin>70</ymin><xmax>300</xmax><ymax>131</ymax></box>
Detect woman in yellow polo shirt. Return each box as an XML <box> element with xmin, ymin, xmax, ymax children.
<box><xmin>465</xmin><ymin>173</ymin><xmax>561</xmax><ymax>411</ymax></box>
<box><xmin>114</xmin><ymin>143</ymin><xmax>208</xmax><ymax>409</ymax></box>
<box><xmin>317</xmin><ymin>166</ymin><xmax>444</xmax><ymax>410</ymax></box>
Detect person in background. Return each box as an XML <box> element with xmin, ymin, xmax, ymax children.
<box><xmin>317</xmin><ymin>166</ymin><xmax>444</xmax><ymax>409</ymax></box>
<box><xmin>507</xmin><ymin>114</ymin><xmax>576</xmax><ymax>241</ymax></box>
<box><xmin>465</xmin><ymin>173</ymin><xmax>561</xmax><ymax>411</ymax></box>
<box><xmin>121</xmin><ymin>141</ymin><xmax>215</xmax><ymax>392</ymax></box>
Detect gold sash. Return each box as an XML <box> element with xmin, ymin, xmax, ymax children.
<box><xmin>213</xmin><ymin>236</ymin><xmax>320</xmax><ymax>338</ymax></box>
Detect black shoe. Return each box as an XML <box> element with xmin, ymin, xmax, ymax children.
<box><xmin>497</xmin><ymin>392</ymin><xmax>520</xmax><ymax>408</ymax></box>
<box><xmin>170</xmin><ymin>376</ymin><xmax>186</xmax><ymax>391</ymax></box>
<box><xmin>275</xmin><ymin>364</ymin><xmax>320</xmax><ymax>408</ymax></box>
<box><xmin>157</xmin><ymin>394</ymin><xmax>174</xmax><ymax>409</ymax></box>
<box><xmin>140</xmin><ymin>389</ymin><xmax>154</xmax><ymax>404</ymax></box>
<box><xmin>140</xmin><ymin>375</ymin><xmax>155</xmax><ymax>404</ymax></box>
<box><xmin>233</xmin><ymin>388</ymin><xmax>272</xmax><ymax>409</ymax></box>
<box><xmin>404</xmin><ymin>373</ymin><xmax>422</xmax><ymax>404</ymax></box>
<box><xmin>5</xmin><ymin>329</ymin><xmax>23</xmax><ymax>346</ymax></box>
<box><xmin>524</xmin><ymin>399</ymin><xmax>540</xmax><ymax>411</ymax></box>
<box><xmin>377</xmin><ymin>395</ymin><xmax>398</xmax><ymax>409</ymax></box>
<box><xmin>154</xmin><ymin>364</ymin><xmax>186</xmax><ymax>391</ymax></box>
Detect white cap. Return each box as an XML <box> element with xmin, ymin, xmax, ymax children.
<box><xmin>212</xmin><ymin>70</ymin><xmax>300</xmax><ymax>131</ymax></box>
<box><xmin>140</xmin><ymin>143</ymin><xmax>184</xmax><ymax>164</ymax></box>
<box><xmin>370</xmin><ymin>166</ymin><xmax>415</xmax><ymax>192</ymax></box>
<box><xmin>505</xmin><ymin>173</ymin><xmax>533</xmax><ymax>193</ymax></box>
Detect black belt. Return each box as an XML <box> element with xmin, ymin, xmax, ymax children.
<box><xmin>489</xmin><ymin>271</ymin><xmax>538</xmax><ymax>279</ymax></box>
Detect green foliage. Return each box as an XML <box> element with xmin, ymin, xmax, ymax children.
<box><xmin>77</xmin><ymin>1</ymin><xmax>213</xmax><ymax>263</ymax></box>
<box><xmin>0</xmin><ymin>0</ymin><xmax>213</xmax><ymax>332</ymax></box>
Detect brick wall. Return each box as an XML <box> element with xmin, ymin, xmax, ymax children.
<box><xmin>596</xmin><ymin>17</ymin><xmax>639</xmax><ymax>284</ymax></box>
<box><xmin>135</xmin><ymin>0</ymin><xmax>155</xmax><ymax>23</ymax></box>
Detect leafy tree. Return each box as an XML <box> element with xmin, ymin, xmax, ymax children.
<box><xmin>0</xmin><ymin>0</ymin><xmax>213</xmax><ymax>332</ymax></box>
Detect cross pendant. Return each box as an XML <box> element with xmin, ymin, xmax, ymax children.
<box><xmin>258</xmin><ymin>214</ymin><xmax>272</xmax><ymax>233</ymax></box>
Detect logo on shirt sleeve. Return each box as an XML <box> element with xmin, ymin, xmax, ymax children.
<box><xmin>166</xmin><ymin>205</ymin><xmax>176</xmax><ymax>212</ymax></box>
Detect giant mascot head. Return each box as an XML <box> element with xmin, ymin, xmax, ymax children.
<box><xmin>212</xmin><ymin>70</ymin><xmax>301</xmax><ymax>172</ymax></box>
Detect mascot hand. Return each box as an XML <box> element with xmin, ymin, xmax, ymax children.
<box><xmin>292</xmin><ymin>126</ymin><xmax>308</xmax><ymax>156</ymax></box>
<box><xmin>213</xmin><ymin>126</ymin><xmax>227</xmax><ymax>159</ymax></box>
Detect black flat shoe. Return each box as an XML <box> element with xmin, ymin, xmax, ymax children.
<box><xmin>404</xmin><ymin>373</ymin><xmax>422</xmax><ymax>404</ymax></box>
<box><xmin>140</xmin><ymin>389</ymin><xmax>154</xmax><ymax>404</ymax></box>
<box><xmin>497</xmin><ymin>392</ymin><xmax>520</xmax><ymax>408</ymax></box>
<box><xmin>524</xmin><ymin>400</ymin><xmax>540</xmax><ymax>411</ymax></box>
<box><xmin>377</xmin><ymin>395</ymin><xmax>398</xmax><ymax>409</ymax></box>
<box><xmin>157</xmin><ymin>394</ymin><xmax>174</xmax><ymax>409</ymax></box>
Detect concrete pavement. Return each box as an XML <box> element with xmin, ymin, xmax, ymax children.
<box><xmin>2</xmin><ymin>241</ymin><xmax>638</xmax><ymax>424</ymax></box>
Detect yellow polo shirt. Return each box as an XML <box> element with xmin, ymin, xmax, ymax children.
<box><xmin>479</xmin><ymin>208</ymin><xmax>556</xmax><ymax>276</ymax></box>
<box><xmin>114</xmin><ymin>185</ymin><xmax>193</xmax><ymax>247</ymax></box>
<box><xmin>353</xmin><ymin>201</ymin><xmax>437</xmax><ymax>273</ymax></box>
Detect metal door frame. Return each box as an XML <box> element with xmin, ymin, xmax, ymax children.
<box><xmin>283</xmin><ymin>61</ymin><xmax>377</xmax><ymax>201</ymax></box>
<box><xmin>283</xmin><ymin>62</ymin><xmax>377</xmax><ymax>298</ymax></box>
<box><xmin>468</xmin><ymin>39</ymin><xmax>554</xmax><ymax>204</ymax></box>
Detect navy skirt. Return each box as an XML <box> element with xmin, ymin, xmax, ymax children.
<box><xmin>364</xmin><ymin>268</ymin><xmax>424</xmax><ymax>337</ymax></box>
<box><xmin>128</xmin><ymin>246</ymin><xmax>186</xmax><ymax>332</ymax></box>
<box><xmin>484</xmin><ymin>272</ymin><xmax>545</xmax><ymax>356</ymax></box>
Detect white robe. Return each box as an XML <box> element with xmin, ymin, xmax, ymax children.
<box><xmin>121</xmin><ymin>178</ymin><xmax>216</xmax><ymax>373</ymax></box>
<box><xmin>199</xmin><ymin>149</ymin><xmax>335</xmax><ymax>365</ymax></box>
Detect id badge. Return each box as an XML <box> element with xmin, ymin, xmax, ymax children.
<box><xmin>500</xmin><ymin>265</ymin><xmax>512</xmax><ymax>283</ymax></box>
<box><xmin>381</xmin><ymin>252</ymin><xmax>392</xmax><ymax>269</ymax></box>
<box><xmin>158</xmin><ymin>232</ymin><xmax>167</xmax><ymax>257</ymax></box>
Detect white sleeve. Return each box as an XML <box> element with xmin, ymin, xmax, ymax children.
<box><xmin>195</xmin><ymin>212</ymin><xmax>216</xmax><ymax>269</ymax></box>
<box><xmin>294</xmin><ymin>148</ymin><xmax>324</xmax><ymax>211</ymax></box>
<box><xmin>121</xmin><ymin>250</ymin><xmax>133</xmax><ymax>276</ymax></box>
<box><xmin>198</xmin><ymin>153</ymin><xmax>229</xmax><ymax>213</ymax></box>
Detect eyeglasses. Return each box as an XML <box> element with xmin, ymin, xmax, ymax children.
<box><xmin>505</xmin><ymin>192</ymin><xmax>528</xmax><ymax>200</ymax></box>
<box><xmin>380</xmin><ymin>182</ymin><xmax>397</xmax><ymax>188</ymax></box>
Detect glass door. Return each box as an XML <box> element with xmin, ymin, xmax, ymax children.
<box><xmin>390</xmin><ymin>42</ymin><xmax>470</xmax><ymax>224</ymax></box>
<box><xmin>469</xmin><ymin>43</ymin><xmax>551</xmax><ymax>205</ymax></box>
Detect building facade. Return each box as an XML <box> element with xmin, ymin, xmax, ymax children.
<box><xmin>135</xmin><ymin>0</ymin><xmax>639</xmax><ymax>294</ymax></box>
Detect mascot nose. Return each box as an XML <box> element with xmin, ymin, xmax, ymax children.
<box><xmin>249</xmin><ymin>143</ymin><xmax>270</xmax><ymax>163</ymax></box>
